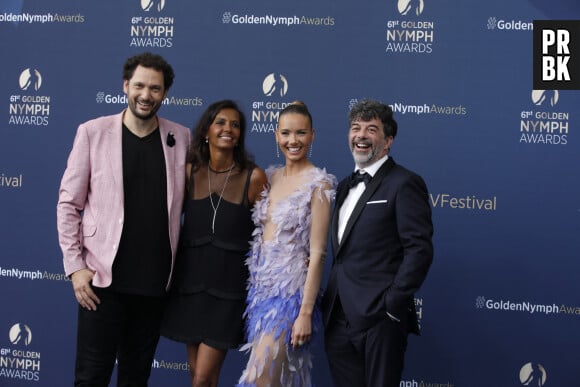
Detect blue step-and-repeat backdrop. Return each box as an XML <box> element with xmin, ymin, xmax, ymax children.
<box><xmin>1</xmin><ymin>0</ymin><xmax>579</xmax><ymax>386</ymax></box>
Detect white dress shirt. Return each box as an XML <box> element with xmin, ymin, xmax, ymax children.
<box><xmin>338</xmin><ymin>155</ymin><xmax>389</xmax><ymax>244</ymax></box>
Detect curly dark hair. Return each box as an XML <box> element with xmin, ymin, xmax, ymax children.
<box><xmin>122</xmin><ymin>52</ymin><xmax>175</xmax><ymax>90</ymax></box>
<box><xmin>188</xmin><ymin>100</ymin><xmax>254</xmax><ymax>171</ymax></box>
<box><xmin>349</xmin><ymin>99</ymin><xmax>398</xmax><ymax>138</ymax></box>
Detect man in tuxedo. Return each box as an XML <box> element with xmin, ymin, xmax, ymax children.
<box><xmin>322</xmin><ymin>99</ymin><xmax>433</xmax><ymax>387</ymax></box>
<box><xmin>57</xmin><ymin>52</ymin><xmax>190</xmax><ymax>386</ymax></box>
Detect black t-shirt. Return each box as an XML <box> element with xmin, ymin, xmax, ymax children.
<box><xmin>110</xmin><ymin>124</ymin><xmax>171</xmax><ymax>296</ymax></box>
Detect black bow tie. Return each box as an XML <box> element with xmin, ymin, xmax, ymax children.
<box><xmin>349</xmin><ymin>170</ymin><xmax>372</xmax><ymax>188</ymax></box>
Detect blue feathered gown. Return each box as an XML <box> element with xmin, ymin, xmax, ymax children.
<box><xmin>238</xmin><ymin>166</ymin><xmax>336</xmax><ymax>386</ymax></box>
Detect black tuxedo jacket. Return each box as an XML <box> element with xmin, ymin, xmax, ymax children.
<box><xmin>321</xmin><ymin>157</ymin><xmax>433</xmax><ymax>334</ymax></box>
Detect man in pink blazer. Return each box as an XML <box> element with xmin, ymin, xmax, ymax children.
<box><xmin>57</xmin><ymin>52</ymin><xmax>190</xmax><ymax>386</ymax></box>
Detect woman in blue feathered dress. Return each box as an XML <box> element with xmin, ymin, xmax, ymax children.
<box><xmin>238</xmin><ymin>101</ymin><xmax>336</xmax><ymax>386</ymax></box>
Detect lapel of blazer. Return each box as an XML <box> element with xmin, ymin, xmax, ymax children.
<box><xmin>106</xmin><ymin>112</ymin><xmax>124</xmax><ymax>194</ymax></box>
<box><xmin>158</xmin><ymin>118</ymin><xmax>175</xmax><ymax>207</ymax></box>
<box><xmin>335</xmin><ymin>158</ymin><xmax>396</xmax><ymax>257</ymax></box>
<box><xmin>331</xmin><ymin>178</ymin><xmax>350</xmax><ymax>253</ymax></box>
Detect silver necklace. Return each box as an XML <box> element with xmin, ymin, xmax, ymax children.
<box><xmin>207</xmin><ymin>162</ymin><xmax>235</xmax><ymax>233</ymax></box>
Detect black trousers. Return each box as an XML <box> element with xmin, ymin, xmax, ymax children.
<box><xmin>74</xmin><ymin>288</ymin><xmax>166</xmax><ymax>387</ymax></box>
<box><xmin>324</xmin><ymin>304</ymin><xmax>408</xmax><ymax>387</ymax></box>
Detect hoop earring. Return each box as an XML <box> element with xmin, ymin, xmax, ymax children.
<box><xmin>276</xmin><ymin>142</ymin><xmax>280</xmax><ymax>158</ymax></box>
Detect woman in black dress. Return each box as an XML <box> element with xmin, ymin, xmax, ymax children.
<box><xmin>162</xmin><ymin>100</ymin><xmax>267</xmax><ymax>387</ymax></box>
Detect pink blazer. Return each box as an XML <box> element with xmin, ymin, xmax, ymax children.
<box><xmin>56</xmin><ymin>111</ymin><xmax>190</xmax><ymax>289</ymax></box>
